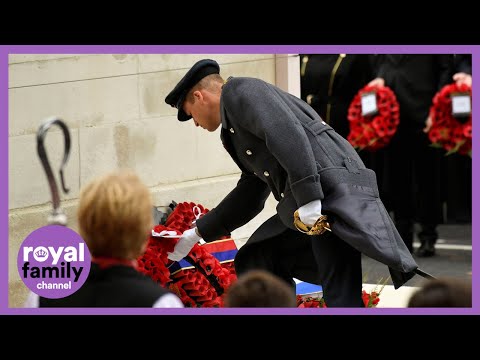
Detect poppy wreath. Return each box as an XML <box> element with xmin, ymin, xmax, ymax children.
<box><xmin>347</xmin><ymin>85</ymin><xmax>400</xmax><ymax>152</ymax></box>
<box><xmin>428</xmin><ymin>83</ymin><xmax>472</xmax><ymax>157</ymax></box>
<box><xmin>137</xmin><ymin>201</ymin><xmax>237</xmax><ymax>307</ymax></box>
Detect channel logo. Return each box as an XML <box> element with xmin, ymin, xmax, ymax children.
<box><xmin>17</xmin><ymin>225</ymin><xmax>91</xmax><ymax>299</ymax></box>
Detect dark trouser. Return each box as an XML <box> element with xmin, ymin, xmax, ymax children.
<box><xmin>443</xmin><ymin>153</ymin><xmax>472</xmax><ymax>223</ymax></box>
<box><xmin>235</xmin><ymin>229</ymin><xmax>363</xmax><ymax>307</ymax></box>
<box><xmin>384</xmin><ymin>125</ymin><xmax>443</xmax><ymax>251</ymax></box>
<box><xmin>311</xmin><ymin>231</ymin><xmax>363</xmax><ymax>307</ymax></box>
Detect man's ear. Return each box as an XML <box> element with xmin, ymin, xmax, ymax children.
<box><xmin>193</xmin><ymin>90</ymin><xmax>203</xmax><ymax>102</ymax></box>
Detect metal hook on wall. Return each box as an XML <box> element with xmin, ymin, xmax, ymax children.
<box><xmin>36</xmin><ymin>117</ymin><xmax>71</xmax><ymax>225</ymax></box>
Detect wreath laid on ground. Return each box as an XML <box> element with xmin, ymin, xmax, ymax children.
<box><xmin>139</xmin><ymin>201</ymin><xmax>389</xmax><ymax>308</ymax></box>
<box><xmin>427</xmin><ymin>83</ymin><xmax>472</xmax><ymax>157</ymax></box>
<box><xmin>347</xmin><ymin>85</ymin><xmax>400</xmax><ymax>152</ymax></box>
<box><xmin>137</xmin><ymin>201</ymin><xmax>237</xmax><ymax>307</ymax></box>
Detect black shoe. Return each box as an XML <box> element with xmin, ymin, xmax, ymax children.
<box><xmin>417</xmin><ymin>242</ymin><xmax>435</xmax><ymax>257</ymax></box>
<box><xmin>418</xmin><ymin>224</ymin><xmax>438</xmax><ymax>243</ymax></box>
<box><xmin>417</xmin><ymin>224</ymin><xmax>437</xmax><ymax>257</ymax></box>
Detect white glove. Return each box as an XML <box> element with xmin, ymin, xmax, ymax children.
<box><xmin>297</xmin><ymin>199</ymin><xmax>323</xmax><ymax>227</ymax></box>
<box><xmin>167</xmin><ymin>228</ymin><xmax>202</xmax><ymax>261</ymax></box>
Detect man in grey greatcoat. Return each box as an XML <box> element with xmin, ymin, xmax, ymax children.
<box><xmin>164</xmin><ymin>58</ymin><xmax>419</xmax><ymax>307</ymax></box>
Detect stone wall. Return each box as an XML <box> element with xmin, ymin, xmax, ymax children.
<box><xmin>8</xmin><ymin>53</ymin><xmax>300</xmax><ymax>307</ymax></box>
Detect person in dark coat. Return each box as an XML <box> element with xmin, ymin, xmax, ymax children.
<box><xmin>24</xmin><ymin>170</ymin><xmax>184</xmax><ymax>308</ymax></box>
<box><xmin>368</xmin><ymin>55</ymin><xmax>454</xmax><ymax>257</ymax></box>
<box><xmin>453</xmin><ymin>54</ymin><xmax>472</xmax><ymax>87</ymax></box>
<box><xmin>164</xmin><ymin>59</ymin><xmax>419</xmax><ymax>308</ymax></box>
<box><xmin>441</xmin><ymin>54</ymin><xmax>472</xmax><ymax>225</ymax></box>
<box><xmin>300</xmin><ymin>54</ymin><xmax>376</xmax><ymax>139</ymax></box>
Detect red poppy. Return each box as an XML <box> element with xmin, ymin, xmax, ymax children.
<box><xmin>137</xmin><ymin>201</ymin><xmax>237</xmax><ymax>307</ymax></box>
<box><xmin>347</xmin><ymin>85</ymin><xmax>400</xmax><ymax>152</ymax></box>
<box><xmin>428</xmin><ymin>83</ymin><xmax>472</xmax><ymax>157</ymax></box>
<box><xmin>297</xmin><ymin>286</ymin><xmax>385</xmax><ymax>308</ymax></box>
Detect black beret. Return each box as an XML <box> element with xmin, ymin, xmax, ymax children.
<box><xmin>165</xmin><ymin>59</ymin><xmax>220</xmax><ymax>122</ymax></box>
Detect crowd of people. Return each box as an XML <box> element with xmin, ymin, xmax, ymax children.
<box><xmin>301</xmin><ymin>54</ymin><xmax>472</xmax><ymax>257</ymax></box>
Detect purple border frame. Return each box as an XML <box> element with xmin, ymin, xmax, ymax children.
<box><xmin>1</xmin><ymin>45</ymin><xmax>477</xmax><ymax>315</ymax></box>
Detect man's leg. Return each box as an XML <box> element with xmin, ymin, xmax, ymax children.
<box><xmin>311</xmin><ymin>231</ymin><xmax>364</xmax><ymax>307</ymax></box>
<box><xmin>234</xmin><ymin>237</ymin><xmax>297</xmax><ymax>292</ymax></box>
<box><xmin>235</xmin><ymin>229</ymin><xmax>363</xmax><ymax>307</ymax></box>
<box><xmin>234</xmin><ymin>230</ymin><xmax>320</xmax><ymax>294</ymax></box>
<box><xmin>417</xmin><ymin>223</ymin><xmax>438</xmax><ymax>257</ymax></box>
<box><xmin>415</xmin><ymin>131</ymin><xmax>443</xmax><ymax>257</ymax></box>
<box><xmin>388</xmin><ymin>127</ymin><xmax>415</xmax><ymax>253</ymax></box>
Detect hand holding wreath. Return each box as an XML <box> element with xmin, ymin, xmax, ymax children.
<box><xmin>347</xmin><ymin>84</ymin><xmax>400</xmax><ymax>152</ymax></box>
<box><xmin>427</xmin><ymin>82</ymin><xmax>472</xmax><ymax>157</ymax></box>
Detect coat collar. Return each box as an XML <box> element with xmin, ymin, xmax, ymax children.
<box><xmin>220</xmin><ymin>76</ymin><xmax>234</xmax><ymax>129</ymax></box>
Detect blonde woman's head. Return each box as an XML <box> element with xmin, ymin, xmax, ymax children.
<box><xmin>77</xmin><ymin>170</ymin><xmax>153</xmax><ymax>260</ymax></box>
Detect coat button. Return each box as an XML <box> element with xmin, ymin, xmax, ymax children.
<box><xmin>281</xmin><ymin>193</ymin><xmax>284</xmax><ymax>198</ymax></box>
<box><xmin>246</xmin><ymin>150</ymin><xmax>252</xmax><ymax>155</ymax></box>
<box><xmin>321</xmin><ymin>121</ymin><xmax>327</xmax><ymax>125</ymax></box>
<box><xmin>264</xmin><ymin>171</ymin><xmax>269</xmax><ymax>177</ymax></box>
<box><xmin>230</xmin><ymin>128</ymin><xmax>235</xmax><ymax>133</ymax></box>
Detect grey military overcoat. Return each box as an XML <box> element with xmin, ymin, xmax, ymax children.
<box><xmin>196</xmin><ymin>77</ymin><xmax>418</xmax><ymax>289</ymax></box>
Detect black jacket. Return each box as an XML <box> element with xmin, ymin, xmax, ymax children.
<box><xmin>300</xmin><ymin>54</ymin><xmax>375</xmax><ymax>138</ymax></box>
<box><xmin>39</xmin><ymin>264</ymin><xmax>172</xmax><ymax>307</ymax></box>
<box><xmin>454</xmin><ymin>54</ymin><xmax>472</xmax><ymax>74</ymax></box>
<box><xmin>374</xmin><ymin>54</ymin><xmax>453</xmax><ymax>129</ymax></box>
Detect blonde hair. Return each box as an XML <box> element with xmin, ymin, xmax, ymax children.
<box><xmin>186</xmin><ymin>73</ymin><xmax>224</xmax><ymax>103</ymax></box>
<box><xmin>77</xmin><ymin>169</ymin><xmax>153</xmax><ymax>259</ymax></box>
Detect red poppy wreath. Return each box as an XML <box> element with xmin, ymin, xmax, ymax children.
<box><xmin>347</xmin><ymin>85</ymin><xmax>400</xmax><ymax>152</ymax></box>
<box><xmin>428</xmin><ymin>82</ymin><xmax>472</xmax><ymax>157</ymax></box>
<box><xmin>137</xmin><ymin>201</ymin><xmax>237</xmax><ymax>307</ymax></box>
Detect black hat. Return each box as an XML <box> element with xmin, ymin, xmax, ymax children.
<box><xmin>165</xmin><ymin>59</ymin><xmax>220</xmax><ymax>122</ymax></box>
